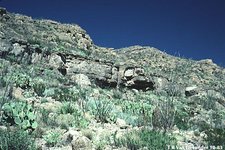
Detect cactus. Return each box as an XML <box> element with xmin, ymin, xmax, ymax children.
<box><xmin>1</xmin><ymin>101</ymin><xmax>38</xmax><ymax>130</ymax></box>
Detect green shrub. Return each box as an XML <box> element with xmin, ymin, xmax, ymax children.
<box><xmin>87</xmin><ymin>98</ymin><xmax>114</xmax><ymax>123</ymax></box>
<box><xmin>0</xmin><ymin>60</ymin><xmax>9</xmax><ymax>88</ymax></box>
<box><xmin>58</xmin><ymin>101</ymin><xmax>89</xmax><ymax>128</ymax></box>
<box><xmin>0</xmin><ymin>128</ymin><xmax>36</xmax><ymax>150</ymax></box>
<box><xmin>121</xmin><ymin>101</ymin><xmax>152</xmax><ymax>126</ymax></box>
<box><xmin>202</xmin><ymin>92</ymin><xmax>217</xmax><ymax>111</ymax></box>
<box><xmin>43</xmin><ymin>131</ymin><xmax>61</xmax><ymax>147</ymax></box>
<box><xmin>114</xmin><ymin>129</ymin><xmax>177</xmax><ymax>149</ymax></box>
<box><xmin>152</xmin><ymin>97</ymin><xmax>176</xmax><ymax>132</ymax></box>
<box><xmin>203</xmin><ymin>111</ymin><xmax>225</xmax><ymax>147</ymax></box>
<box><xmin>163</xmin><ymin>83</ymin><xmax>183</xmax><ymax>97</ymax></box>
<box><xmin>56</xmin><ymin>102</ymin><xmax>89</xmax><ymax>128</ymax></box>
<box><xmin>174</xmin><ymin>104</ymin><xmax>190</xmax><ymax>130</ymax></box>
<box><xmin>95</xmin><ymin>140</ymin><xmax>107</xmax><ymax>150</ymax></box>
<box><xmin>204</xmin><ymin>128</ymin><xmax>225</xmax><ymax>147</ymax></box>
<box><xmin>1</xmin><ymin>101</ymin><xmax>38</xmax><ymax>130</ymax></box>
<box><xmin>43</xmin><ymin>88</ymin><xmax>55</xmax><ymax>97</ymax></box>
<box><xmin>52</xmin><ymin>88</ymin><xmax>78</xmax><ymax>102</ymax></box>
<box><xmin>71</xmin><ymin>108</ymin><xmax>89</xmax><ymax>128</ymax></box>
<box><xmin>60</xmin><ymin>101</ymin><xmax>77</xmax><ymax>114</ymax></box>
<box><xmin>32</xmin><ymin>78</ymin><xmax>46</xmax><ymax>96</ymax></box>
<box><xmin>4</xmin><ymin>72</ymin><xmax>31</xmax><ymax>89</ymax></box>
<box><xmin>112</xmin><ymin>89</ymin><xmax>123</xmax><ymax>99</ymax></box>
<box><xmin>39</xmin><ymin>109</ymin><xmax>58</xmax><ymax>127</ymax></box>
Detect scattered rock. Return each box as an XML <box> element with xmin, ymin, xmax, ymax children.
<box><xmin>61</xmin><ymin>129</ymin><xmax>80</xmax><ymax>145</ymax></box>
<box><xmin>185</xmin><ymin>86</ymin><xmax>199</xmax><ymax>97</ymax></box>
<box><xmin>48</xmin><ymin>145</ymin><xmax>73</xmax><ymax>150</ymax></box>
<box><xmin>10</xmin><ymin>43</ymin><xmax>25</xmax><ymax>56</ymax></box>
<box><xmin>71</xmin><ymin>136</ymin><xmax>92</xmax><ymax>150</ymax></box>
<box><xmin>31</xmin><ymin>53</ymin><xmax>43</xmax><ymax>63</ymax></box>
<box><xmin>0</xmin><ymin>126</ymin><xmax>7</xmax><ymax>131</ymax></box>
<box><xmin>116</xmin><ymin>118</ymin><xmax>128</xmax><ymax>129</ymax></box>
<box><xmin>90</xmin><ymin>89</ymin><xmax>100</xmax><ymax>98</ymax></box>
<box><xmin>70</xmin><ymin>74</ymin><xmax>91</xmax><ymax>87</ymax></box>
<box><xmin>38</xmin><ymin>98</ymin><xmax>62</xmax><ymax>112</ymax></box>
<box><xmin>12</xmin><ymin>87</ymin><xmax>24</xmax><ymax>99</ymax></box>
<box><xmin>35</xmin><ymin>138</ymin><xmax>46</xmax><ymax>150</ymax></box>
<box><xmin>49</xmin><ymin>54</ymin><xmax>64</xmax><ymax>69</ymax></box>
<box><xmin>124</xmin><ymin>69</ymin><xmax>134</xmax><ymax>78</ymax></box>
<box><xmin>56</xmin><ymin>114</ymin><xmax>75</xmax><ymax>128</ymax></box>
<box><xmin>154</xmin><ymin>77</ymin><xmax>168</xmax><ymax>90</ymax></box>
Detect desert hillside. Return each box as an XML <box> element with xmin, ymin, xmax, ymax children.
<box><xmin>0</xmin><ymin>7</ymin><xmax>224</xmax><ymax>150</ymax></box>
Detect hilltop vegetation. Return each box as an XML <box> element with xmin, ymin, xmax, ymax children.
<box><xmin>0</xmin><ymin>7</ymin><xmax>225</xmax><ymax>150</ymax></box>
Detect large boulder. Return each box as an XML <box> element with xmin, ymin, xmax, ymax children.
<box><xmin>10</xmin><ymin>43</ymin><xmax>25</xmax><ymax>56</ymax></box>
<box><xmin>49</xmin><ymin>54</ymin><xmax>64</xmax><ymax>69</ymax></box>
<box><xmin>70</xmin><ymin>74</ymin><xmax>91</xmax><ymax>87</ymax></box>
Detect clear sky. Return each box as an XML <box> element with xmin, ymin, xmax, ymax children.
<box><xmin>0</xmin><ymin>0</ymin><xmax>225</xmax><ymax>67</ymax></box>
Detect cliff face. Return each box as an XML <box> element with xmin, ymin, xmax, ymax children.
<box><xmin>0</xmin><ymin>7</ymin><xmax>225</xmax><ymax>149</ymax></box>
<box><xmin>1</xmin><ymin>7</ymin><xmax>224</xmax><ymax>92</ymax></box>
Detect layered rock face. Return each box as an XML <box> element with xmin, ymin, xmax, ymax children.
<box><xmin>1</xmin><ymin>7</ymin><xmax>225</xmax><ymax>94</ymax></box>
<box><xmin>0</xmin><ymin>7</ymin><xmax>158</xmax><ymax>91</ymax></box>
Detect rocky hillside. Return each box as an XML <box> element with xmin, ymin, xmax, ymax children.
<box><xmin>0</xmin><ymin>7</ymin><xmax>225</xmax><ymax>150</ymax></box>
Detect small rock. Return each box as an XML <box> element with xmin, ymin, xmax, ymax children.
<box><xmin>185</xmin><ymin>86</ymin><xmax>199</xmax><ymax>97</ymax></box>
<box><xmin>0</xmin><ymin>126</ymin><xmax>7</xmax><ymax>131</ymax></box>
<box><xmin>135</xmin><ymin>68</ymin><xmax>144</xmax><ymax>75</ymax></box>
<box><xmin>90</xmin><ymin>89</ymin><xmax>100</xmax><ymax>98</ymax></box>
<box><xmin>154</xmin><ymin>77</ymin><xmax>168</xmax><ymax>90</ymax></box>
<box><xmin>131</xmin><ymin>89</ymin><xmax>139</xmax><ymax>95</ymax></box>
<box><xmin>12</xmin><ymin>87</ymin><xmax>24</xmax><ymax>99</ymax></box>
<box><xmin>71</xmin><ymin>136</ymin><xmax>92</xmax><ymax>150</ymax></box>
<box><xmin>50</xmin><ymin>145</ymin><xmax>73</xmax><ymax>150</ymax></box>
<box><xmin>35</xmin><ymin>138</ymin><xmax>46</xmax><ymax>150</ymax></box>
<box><xmin>124</xmin><ymin>69</ymin><xmax>134</xmax><ymax>78</ymax></box>
<box><xmin>39</xmin><ymin>99</ymin><xmax>62</xmax><ymax>112</ymax></box>
<box><xmin>61</xmin><ymin>129</ymin><xmax>81</xmax><ymax>144</ymax></box>
<box><xmin>56</xmin><ymin>114</ymin><xmax>75</xmax><ymax>128</ymax></box>
<box><xmin>116</xmin><ymin>118</ymin><xmax>128</xmax><ymax>129</ymax></box>
<box><xmin>77</xmin><ymin>38</ymin><xmax>92</xmax><ymax>50</ymax></box>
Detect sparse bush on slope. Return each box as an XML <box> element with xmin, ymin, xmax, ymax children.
<box><xmin>114</xmin><ymin>129</ymin><xmax>177</xmax><ymax>150</ymax></box>
<box><xmin>0</xmin><ymin>128</ymin><xmax>36</xmax><ymax>150</ymax></box>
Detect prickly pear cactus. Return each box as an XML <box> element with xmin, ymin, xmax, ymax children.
<box><xmin>1</xmin><ymin>101</ymin><xmax>38</xmax><ymax>130</ymax></box>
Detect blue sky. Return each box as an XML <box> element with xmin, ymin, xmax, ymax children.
<box><xmin>1</xmin><ymin>0</ymin><xmax>225</xmax><ymax>67</ymax></box>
